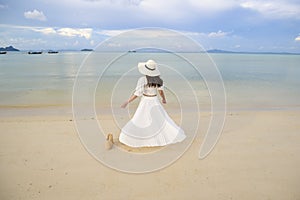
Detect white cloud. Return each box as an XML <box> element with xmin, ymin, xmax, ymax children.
<box><xmin>24</xmin><ymin>9</ymin><xmax>47</xmax><ymax>21</ymax></box>
<box><xmin>295</xmin><ymin>35</ymin><xmax>300</xmax><ymax>42</ymax></box>
<box><xmin>96</xmin><ymin>30</ymin><xmax>127</xmax><ymax>37</ymax></box>
<box><xmin>57</xmin><ymin>28</ymin><xmax>92</xmax><ymax>39</ymax></box>
<box><xmin>188</xmin><ymin>0</ymin><xmax>237</xmax><ymax>13</ymax></box>
<box><xmin>84</xmin><ymin>0</ymin><xmax>143</xmax><ymax>6</ymax></box>
<box><xmin>208</xmin><ymin>30</ymin><xmax>231</xmax><ymax>38</ymax></box>
<box><xmin>0</xmin><ymin>24</ymin><xmax>93</xmax><ymax>40</ymax></box>
<box><xmin>183</xmin><ymin>30</ymin><xmax>232</xmax><ymax>38</ymax></box>
<box><xmin>140</xmin><ymin>0</ymin><xmax>236</xmax><ymax>17</ymax></box>
<box><xmin>96</xmin><ymin>29</ymin><xmax>184</xmax><ymax>39</ymax></box>
<box><xmin>139</xmin><ymin>0</ymin><xmax>187</xmax><ymax>20</ymax></box>
<box><xmin>139</xmin><ymin>0</ymin><xmax>300</xmax><ymax>20</ymax></box>
<box><xmin>240</xmin><ymin>0</ymin><xmax>300</xmax><ymax>19</ymax></box>
<box><xmin>33</xmin><ymin>27</ymin><xmax>56</xmax><ymax>34</ymax></box>
<box><xmin>31</xmin><ymin>26</ymin><xmax>93</xmax><ymax>39</ymax></box>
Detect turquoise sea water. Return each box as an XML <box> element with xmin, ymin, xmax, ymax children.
<box><xmin>0</xmin><ymin>52</ymin><xmax>299</xmax><ymax>112</ymax></box>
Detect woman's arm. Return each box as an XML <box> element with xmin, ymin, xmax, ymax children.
<box><xmin>158</xmin><ymin>90</ymin><xmax>167</xmax><ymax>104</ymax></box>
<box><xmin>121</xmin><ymin>95</ymin><xmax>138</xmax><ymax>108</ymax></box>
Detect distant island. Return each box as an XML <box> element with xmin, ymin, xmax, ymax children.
<box><xmin>206</xmin><ymin>49</ymin><xmax>300</xmax><ymax>55</ymax></box>
<box><xmin>0</xmin><ymin>46</ymin><xmax>20</xmax><ymax>51</ymax></box>
<box><xmin>81</xmin><ymin>48</ymin><xmax>93</xmax><ymax>52</ymax></box>
<box><xmin>127</xmin><ymin>48</ymin><xmax>170</xmax><ymax>53</ymax></box>
<box><xmin>207</xmin><ymin>49</ymin><xmax>235</xmax><ymax>53</ymax></box>
<box><xmin>125</xmin><ymin>48</ymin><xmax>300</xmax><ymax>55</ymax></box>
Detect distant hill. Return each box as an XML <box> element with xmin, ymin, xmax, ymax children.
<box><xmin>207</xmin><ymin>49</ymin><xmax>300</xmax><ymax>55</ymax></box>
<box><xmin>81</xmin><ymin>48</ymin><xmax>93</xmax><ymax>51</ymax></box>
<box><xmin>0</xmin><ymin>46</ymin><xmax>20</xmax><ymax>51</ymax></box>
<box><xmin>207</xmin><ymin>49</ymin><xmax>235</xmax><ymax>53</ymax></box>
<box><xmin>129</xmin><ymin>48</ymin><xmax>170</xmax><ymax>53</ymax></box>
<box><xmin>127</xmin><ymin>48</ymin><xmax>300</xmax><ymax>55</ymax></box>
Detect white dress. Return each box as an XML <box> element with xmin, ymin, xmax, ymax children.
<box><xmin>119</xmin><ymin>76</ymin><xmax>186</xmax><ymax>147</ymax></box>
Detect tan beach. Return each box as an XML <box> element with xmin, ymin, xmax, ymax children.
<box><xmin>0</xmin><ymin>107</ymin><xmax>299</xmax><ymax>199</ymax></box>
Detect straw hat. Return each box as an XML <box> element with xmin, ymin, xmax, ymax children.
<box><xmin>137</xmin><ymin>59</ymin><xmax>160</xmax><ymax>77</ymax></box>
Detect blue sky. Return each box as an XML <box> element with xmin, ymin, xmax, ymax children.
<box><xmin>0</xmin><ymin>0</ymin><xmax>300</xmax><ymax>52</ymax></box>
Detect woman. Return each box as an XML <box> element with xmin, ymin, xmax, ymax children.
<box><xmin>119</xmin><ymin>59</ymin><xmax>186</xmax><ymax>147</ymax></box>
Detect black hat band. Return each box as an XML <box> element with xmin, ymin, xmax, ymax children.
<box><xmin>145</xmin><ymin>64</ymin><xmax>155</xmax><ymax>71</ymax></box>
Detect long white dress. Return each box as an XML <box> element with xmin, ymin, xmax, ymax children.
<box><xmin>119</xmin><ymin>76</ymin><xmax>186</xmax><ymax>147</ymax></box>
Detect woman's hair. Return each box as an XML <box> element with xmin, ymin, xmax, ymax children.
<box><xmin>146</xmin><ymin>75</ymin><xmax>163</xmax><ymax>87</ymax></box>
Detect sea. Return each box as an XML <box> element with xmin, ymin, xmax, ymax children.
<box><xmin>0</xmin><ymin>51</ymin><xmax>300</xmax><ymax>116</ymax></box>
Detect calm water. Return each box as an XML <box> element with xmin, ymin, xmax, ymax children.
<box><xmin>0</xmin><ymin>52</ymin><xmax>299</xmax><ymax>111</ymax></box>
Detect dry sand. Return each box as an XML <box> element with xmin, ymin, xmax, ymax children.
<box><xmin>0</xmin><ymin>109</ymin><xmax>300</xmax><ymax>199</ymax></box>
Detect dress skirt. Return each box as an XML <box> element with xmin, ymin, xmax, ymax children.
<box><xmin>119</xmin><ymin>96</ymin><xmax>186</xmax><ymax>147</ymax></box>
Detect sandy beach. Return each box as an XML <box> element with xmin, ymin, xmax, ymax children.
<box><xmin>0</xmin><ymin>107</ymin><xmax>299</xmax><ymax>200</ymax></box>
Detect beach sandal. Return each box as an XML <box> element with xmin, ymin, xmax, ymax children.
<box><xmin>105</xmin><ymin>133</ymin><xmax>114</xmax><ymax>150</ymax></box>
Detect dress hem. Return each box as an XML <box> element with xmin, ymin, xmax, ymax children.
<box><xmin>119</xmin><ymin>130</ymin><xmax>186</xmax><ymax>148</ymax></box>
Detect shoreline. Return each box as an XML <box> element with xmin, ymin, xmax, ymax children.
<box><xmin>1</xmin><ymin>103</ymin><xmax>300</xmax><ymax>118</ymax></box>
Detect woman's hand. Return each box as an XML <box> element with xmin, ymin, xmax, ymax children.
<box><xmin>120</xmin><ymin>95</ymin><xmax>138</xmax><ymax>109</ymax></box>
<box><xmin>159</xmin><ymin>90</ymin><xmax>166</xmax><ymax>104</ymax></box>
<box><xmin>121</xmin><ymin>101</ymin><xmax>128</xmax><ymax>108</ymax></box>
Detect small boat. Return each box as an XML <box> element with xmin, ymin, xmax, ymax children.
<box><xmin>0</xmin><ymin>51</ymin><xmax>7</xmax><ymax>54</ymax></box>
<box><xmin>48</xmin><ymin>50</ymin><xmax>59</xmax><ymax>54</ymax></box>
<box><xmin>28</xmin><ymin>51</ymin><xmax>42</xmax><ymax>54</ymax></box>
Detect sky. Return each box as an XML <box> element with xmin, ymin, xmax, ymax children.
<box><xmin>0</xmin><ymin>0</ymin><xmax>300</xmax><ymax>52</ymax></box>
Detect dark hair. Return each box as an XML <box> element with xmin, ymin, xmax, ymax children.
<box><xmin>146</xmin><ymin>75</ymin><xmax>163</xmax><ymax>87</ymax></box>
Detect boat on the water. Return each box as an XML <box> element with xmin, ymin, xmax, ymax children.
<box><xmin>28</xmin><ymin>51</ymin><xmax>42</xmax><ymax>54</ymax></box>
<box><xmin>48</xmin><ymin>50</ymin><xmax>59</xmax><ymax>54</ymax></box>
<box><xmin>0</xmin><ymin>51</ymin><xmax>7</xmax><ymax>54</ymax></box>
